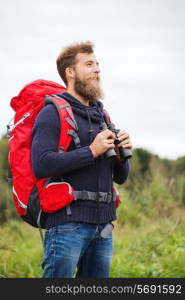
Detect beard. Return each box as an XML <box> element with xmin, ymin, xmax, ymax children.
<box><xmin>74</xmin><ymin>74</ymin><xmax>104</xmax><ymax>103</ymax></box>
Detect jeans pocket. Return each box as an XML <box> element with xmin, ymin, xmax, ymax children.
<box><xmin>56</xmin><ymin>222</ymin><xmax>81</xmax><ymax>233</ymax></box>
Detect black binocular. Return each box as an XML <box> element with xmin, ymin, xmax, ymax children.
<box><xmin>100</xmin><ymin>122</ymin><xmax>132</xmax><ymax>161</ymax></box>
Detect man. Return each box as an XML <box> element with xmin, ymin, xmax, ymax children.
<box><xmin>31</xmin><ymin>41</ymin><xmax>132</xmax><ymax>278</ymax></box>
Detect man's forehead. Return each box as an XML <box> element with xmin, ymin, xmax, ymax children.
<box><xmin>76</xmin><ymin>52</ymin><xmax>98</xmax><ymax>63</ymax></box>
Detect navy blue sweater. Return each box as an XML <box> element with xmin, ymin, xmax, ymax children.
<box><xmin>31</xmin><ymin>92</ymin><xmax>130</xmax><ymax>228</ymax></box>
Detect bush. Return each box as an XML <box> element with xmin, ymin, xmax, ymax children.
<box><xmin>0</xmin><ymin>137</ymin><xmax>18</xmax><ymax>224</ymax></box>
<box><xmin>177</xmin><ymin>176</ymin><xmax>185</xmax><ymax>205</ymax></box>
<box><xmin>0</xmin><ymin>178</ymin><xmax>18</xmax><ymax>224</ymax></box>
<box><xmin>116</xmin><ymin>188</ymin><xmax>145</xmax><ymax>227</ymax></box>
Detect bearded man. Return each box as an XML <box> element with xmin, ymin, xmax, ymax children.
<box><xmin>31</xmin><ymin>41</ymin><xmax>132</xmax><ymax>278</ymax></box>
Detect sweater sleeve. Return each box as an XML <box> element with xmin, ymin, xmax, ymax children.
<box><xmin>31</xmin><ymin>104</ymin><xmax>94</xmax><ymax>179</ymax></box>
<box><xmin>113</xmin><ymin>158</ymin><xmax>131</xmax><ymax>184</ymax></box>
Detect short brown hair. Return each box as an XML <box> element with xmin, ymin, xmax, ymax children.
<box><xmin>56</xmin><ymin>41</ymin><xmax>94</xmax><ymax>86</ymax></box>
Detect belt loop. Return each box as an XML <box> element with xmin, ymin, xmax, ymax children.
<box><xmin>66</xmin><ymin>205</ymin><xmax>71</xmax><ymax>215</ymax></box>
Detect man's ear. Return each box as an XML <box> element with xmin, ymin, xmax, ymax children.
<box><xmin>66</xmin><ymin>66</ymin><xmax>75</xmax><ymax>80</ymax></box>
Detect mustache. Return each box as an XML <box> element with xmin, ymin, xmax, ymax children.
<box><xmin>87</xmin><ymin>75</ymin><xmax>100</xmax><ymax>81</ymax></box>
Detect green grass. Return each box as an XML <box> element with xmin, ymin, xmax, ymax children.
<box><xmin>111</xmin><ymin>200</ymin><xmax>185</xmax><ymax>278</ymax></box>
<box><xmin>0</xmin><ymin>220</ymin><xmax>43</xmax><ymax>278</ymax></box>
<box><xmin>0</xmin><ymin>203</ymin><xmax>185</xmax><ymax>278</ymax></box>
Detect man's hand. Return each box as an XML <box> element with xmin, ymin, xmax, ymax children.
<box><xmin>90</xmin><ymin>129</ymin><xmax>115</xmax><ymax>158</ymax></box>
<box><xmin>116</xmin><ymin>130</ymin><xmax>133</xmax><ymax>150</ymax></box>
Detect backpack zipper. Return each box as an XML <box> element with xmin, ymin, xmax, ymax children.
<box><xmin>13</xmin><ymin>112</ymin><xmax>30</xmax><ymax>130</ymax></box>
<box><xmin>45</xmin><ymin>182</ymin><xmax>73</xmax><ymax>195</ymax></box>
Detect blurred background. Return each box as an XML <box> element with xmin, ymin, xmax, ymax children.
<box><xmin>0</xmin><ymin>0</ymin><xmax>185</xmax><ymax>278</ymax></box>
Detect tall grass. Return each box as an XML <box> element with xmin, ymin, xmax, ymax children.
<box><xmin>0</xmin><ymin>199</ymin><xmax>185</xmax><ymax>278</ymax></box>
<box><xmin>111</xmin><ymin>198</ymin><xmax>185</xmax><ymax>277</ymax></box>
<box><xmin>0</xmin><ymin>220</ymin><xmax>42</xmax><ymax>278</ymax></box>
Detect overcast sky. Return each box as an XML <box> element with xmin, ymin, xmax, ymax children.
<box><xmin>0</xmin><ymin>0</ymin><xmax>185</xmax><ymax>159</ymax></box>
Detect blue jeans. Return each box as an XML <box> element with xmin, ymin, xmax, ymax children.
<box><xmin>42</xmin><ymin>222</ymin><xmax>113</xmax><ymax>278</ymax></box>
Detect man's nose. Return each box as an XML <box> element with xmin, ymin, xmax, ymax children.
<box><xmin>94</xmin><ymin>65</ymin><xmax>100</xmax><ymax>74</ymax></box>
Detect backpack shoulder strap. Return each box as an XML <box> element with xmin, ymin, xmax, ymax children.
<box><xmin>103</xmin><ymin>109</ymin><xmax>111</xmax><ymax>125</ymax></box>
<box><xmin>44</xmin><ymin>95</ymin><xmax>80</xmax><ymax>152</ymax></box>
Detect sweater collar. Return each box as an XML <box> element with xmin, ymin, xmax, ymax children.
<box><xmin>57</xmin><ymin>92</ymin><xmax>105</xmax><ymax>124</ymax></box>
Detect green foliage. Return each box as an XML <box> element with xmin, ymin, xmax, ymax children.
<box><xmin>0</xmin><ymin>213</ymin><xmax>185</xmax><ymax>278</ymax></box>
<box><xmin>0</xmin><ymin>137</ymin><xmax>10</xmax><ymax>181</ymax></box>
<box><xmin>116</xmin><ymin>190</ymin><xmax>144</xmax><ymax>227</ymax></box>
<box><xmin>174</xmin><ymin>156</ymin><xmax>185</xmax><ymax>176</ymax></box>
<box><xmin>0</xmin><ymin>178</ymin><xmax>18</xmax><ymax>224</ymax></box>
<box><xmin>177</xmin><ymin>176</ymin><xmax>185</xmax><ymax>205</ymax></box>
<box><xmin>0</xmin><ymin>137</ymin><xmax>18</xmax><ymax>224</ymax></box>
<box><xmin>134</xmin><ymin>148</ymin><xmax>152</xmax><ymax>175</ymax></box>
<box><xmin>111</xmin><ymin>204</ymin><xmax>185</xmax><ymax>278</ymax></box>
<box><xmin>0</xmin><ymin>220</ymin><xmax>42</xmax><ymax>278</ymax></box>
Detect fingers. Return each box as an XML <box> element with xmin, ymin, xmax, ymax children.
<box><xmin>117</xmin><ymin>141</ymin><xmax>133</xmax><ymax>150</ymax></box>
<box><xmin>117</xmin><ymin>137</ymin><xmax>133</xmax><ymax>149</ymax></box>
<box><xmin>107</xmin><ymin>139</ymin><xmax>115</xmax><ymax>148</ymax></box>
<box><xmin>117</xmin><ymin>130</ymin><xmax>129</xmax><ymax>140</ymax></box>
<box><xmin>97</xmin><ymin>129</ymin><xmax>133</xmax><ymax>150</ymax></box>
<box><xmin>102</xmin><ymin>129</ymin><xmax>115</xmax><ymax>139</ymax></box>
<box><xmin>119</xmin><ymin>142</ymin><xmax>133</xmax><ymax>150</ymax></box>
<box><xmin>96</xmin><ymin>130</ymin><xmax>115</xmax><ymax>149</ymax></box>
<box><xmin>116</xmin><ymin>130</ymin><xmax>133</xmax><ymax>150</ymax></box>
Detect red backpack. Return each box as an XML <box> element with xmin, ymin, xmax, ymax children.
<box><xmin>8</xmin><ymin>79</ymin><xmax>121</xmax><ymax>230</ymax></box>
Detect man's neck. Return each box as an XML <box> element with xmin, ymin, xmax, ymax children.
<box><xmin>66</xmin><ymin>87</ymin><xmax>89</xmax><ymax>106</ymax></box>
